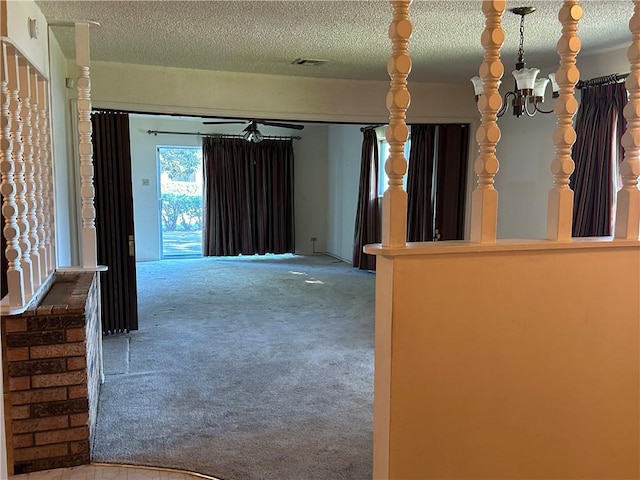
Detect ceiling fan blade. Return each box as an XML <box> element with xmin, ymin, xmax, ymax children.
<box><xmin>259</xmin><ymin>120</ymin><xmax>304</xmax><ymax>130</ymax></box>
<box><xmin>202</xmin><ymin>120</ymin><xmax>247</xmax><ymax>125</ymax></box>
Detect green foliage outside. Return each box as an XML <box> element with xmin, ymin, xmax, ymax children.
<box><xmin>159</xmin><ymin>147</ymin><xmax>201</xmax><ymax>182</ymax></box>
<box><xmin>162</xmin><ymin>193</ymin><xmax>202</xmax><ymax>232</ymax></box>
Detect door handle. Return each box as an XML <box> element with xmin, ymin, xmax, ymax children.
<box><xmin>128</xmin><ymin>235</ymin><xmax>135</xmax><ymax>257</ymax></box>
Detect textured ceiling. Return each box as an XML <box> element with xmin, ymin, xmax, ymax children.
<box><xmin>36</xmin><ymin>1</ymin><xmax>634</xmax><ymax>84</ymax></box>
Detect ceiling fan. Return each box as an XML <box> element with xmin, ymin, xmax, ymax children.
<box><xmin>202</xmin><ymin>119</ymin><xmax>304</xmax><ymax>143</ymax></box>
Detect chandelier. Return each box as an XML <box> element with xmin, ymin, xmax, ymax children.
<box><xmin>470</xmin><ymin>6</ymin><xmax>559</xmax><ymax>117</ymax></box>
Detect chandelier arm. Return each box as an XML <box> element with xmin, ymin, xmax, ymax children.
<box><xmin>523</xmin><ymin>98</ymin><xmax>538</xmax><ymax>117</ymax></box>
<box><xmin>534</xmin><ymin>103</ymin><xmax>554</xmax><ymax>114</ymax></box>
<box><xmin>497</xmin><ymin>91</ymin><xmax>515</xmax><ymax>117</ymax></box>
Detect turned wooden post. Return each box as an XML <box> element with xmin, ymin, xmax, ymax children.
<box><xmin>382</xmin><ymin>0</ymin><xmax>412</xmax><ymax>247</ymax></box>
<box><xmin>76</xmin><ymin>22</ymin><xmax>98</xmax><ymax>268</ymax></box>
<box><xmin>37</xmin><ymin>75</ymin><xmax>55</xmax><ymax>269</ymax></box>
<box><xmin>615</xmin><ymin>0</ymin><xmax>640</xmax><ymax>239</ymax></box>
<box><xmin>547</xmin><ymin>1</ymin><xmax>582</xmax><ymax>241</ymax></box>
<box><xmin>31</xmin><ymin>68</ymin><xmax>48</xmax><ymax>277</ymax></box>
<box><xmin>1</xmin><ymin>43</ymin><xmax>25</xmax><ymax>306</ymax></box>
<box><xmin>470</xmin><ymin>0</ymin><xmax>505</xmax><ymax>244</ymax></box>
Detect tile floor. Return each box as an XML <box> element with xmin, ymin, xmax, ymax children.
<box><xmin>8</xmin><ymin>463</ymin><xmax>220</xmax><ymax>480</ymax></box>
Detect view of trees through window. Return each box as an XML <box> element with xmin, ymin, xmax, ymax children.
<box><xmin>158</xmin><ymin>146</ymin><xmax>203</xmax><ymax>257</ymax></box>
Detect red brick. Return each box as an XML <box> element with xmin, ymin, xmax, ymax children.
<box><xmin>7</xmin><ymin>347</ymin><xmax>30</xmax><ymax>362</ymax></box>
<box><xmin>13</xmin><ymin>443</ymin><xmax>68</xmax><ymax>461</ymax></box>
<box><xmin>69</xmin><ymin>440</ymin><xmax>89</xmax><ymax>454</ymax></box>
<box><xmin>31</xmin><ymin>371</ymin><xmax>86</xmax><ymax>388</ymax></box>
<box><xmin>8</xmin><ymin>358</ymin><xmax>67</xmax><ymax>377</ymax></box>
<box><xmin>66</xmin><ymin>356</ymin><xmax>86</xmax><ymax>371</ymax></box>
<box><xmin>27</xmin><ymin>316</ymin><xmax>84</xmax><ymax>331</ymax></box>
<box><xmin>30</xmin><ymin>343</ymin><xmax>85</xmax><ymax>359</ymax></box>
<box><xmin>68</xmin><ymin>385</ymin><xmax>88</xmax><ymax>399</ymax></box>
<box><xmin>31</xmin><ymin>398</ymin><xmax>87</xmax><ymax>418</ymax></box>
<box><xmin>9</xmin><ymin>376</ymin><xmax>31</xmax><ymax>391</ymax></box>
<box><xmin>65</xmin><ymin>328</ymin><xmax>85</xmax><ymax>343</ymax></box>
<box><xmin>13</xmin><ymin>433</ymin><xmax>34</xmax><ymax>448</ymax></box>
<box><xmin>11</xmin><ymin>387</ymin><xmax>67</xmax><ymax>406</ymax></box>
<box><xmin>11</xmin><ymin>405</ymin><xmax>30</xmax><ymax>420</ymax></box>
<box><xmin>69</xmin><ymin>413</ymin><xmax>89</xmax><ymax>427</ymax></box>
<box><xmin>6</xmin><ymin>331</ymin><xmax>65</xmax><ymax>347</ymax></box>
<box><xmin>35</xmin><ymin>426</ymin><xmax>88</xmax><ymax>445</ymax></box>
<box><xmin>4</xmin><ymin>318</ymin><xmax>28</xmax><ymax>332</ymax></box>
<box><xmin>13</xmin><ymin>416</ymin><xmax>68</xmax><ymax>434</ymax></box>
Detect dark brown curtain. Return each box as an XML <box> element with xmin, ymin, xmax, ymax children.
<box><xmin>92</xmin><ymin>111</ymin><xmax>139</xmax><ymax>333</ymax></box>
<box><xmin>202</xmin><ymin>137</ymin><xmax>295</xmax><ymax>256</ymax></box>
<box><xmin>435</xmin><ymin>124</ymin><xmax>469</xmax><ymax>240</ymax></box>
<box><xmin>571</xmin><ymin>82</ymin><xmax>627</xmax><ymax>237</ymax></box>
<box><xmin>407</xmin><ymin>125</ymin><xmax>436</xmax><ymax>242</ymax></box>
<box><xmin>407</xmin><ymin>124</ymin><xmax>469</xmax><ymax>242</ymax></box>
<box><xmin>352</xmin><ymin>129</ymin><xmax>380</xmax><ymax>270</ymax></box>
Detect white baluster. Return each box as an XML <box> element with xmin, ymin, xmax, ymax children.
<box><xmin>31</xmin><ymin>68</ymin><xmax>48</xmax><ymax>277</ymax></box>
<box><xmin>38</xmin><ymin>76</ymin><xmax>55</xmax><ymax>270</ymax></box>
<box><xmin>1</xmin><ymin>43</ymin><xmax>25</xmax><ymax>306</ymax></box>
<box><xmin>470</xmin><ymin>0</ymin><xmax>505</xmax><ymax>244</ymax></box>
<box><xmin>382</xmin><ymin>0</ymin><xmax>412</xmax><ymax>247</ymax></box>
<box><xmin>547</xmin><ymin>1</ymin><xmax>582</xmax><ymax>241</ymax></box>
<box><xmin>76</xmin><ymin>22</ymin><xmax>97</xmax><ymax>268</ymax></box>
<box><xmin>616</xmin><ymin>0</ymin><xmax>640</xmax><ymax>239</ymax></box>
<box><xmin>8</xmin><ymin>48</ymin><xmax>33</xmax><ymax>296</ymax></box>
<box><xmin>18</xmin><ymin>59</ymin><xmax>42</xmax><ymax>284</ymax></box>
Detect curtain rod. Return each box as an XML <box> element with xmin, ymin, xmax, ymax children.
<box><xmin>146</xmin><ymin>130</ymin><xmax>301</xmax><ymax>140</ymax></box>
<box><xmin>576</xmin><ymin>72</ymin><xmax>629</xmax><ymax>89</ymax></box>
<box><xmin>360</xmin><ymin>124</ymin><xmax>385</xmax><ymax>132</ymax></box>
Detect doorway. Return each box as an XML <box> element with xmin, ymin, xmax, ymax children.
<box><xmin>158</xmin><ymin>146</ymin><xmax>204</xmax><ymax>258</ymax></box>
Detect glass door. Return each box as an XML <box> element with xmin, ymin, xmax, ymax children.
<box><xmin>158</xmin><ymin>146</ymin><xmax>203</xmax><ymax>258</ymax></box>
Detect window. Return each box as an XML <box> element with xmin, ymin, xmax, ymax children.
<box><xmin>378</xmin><ymin>138</ymin><xmax>411</xmax><ymax>196</ymax></box>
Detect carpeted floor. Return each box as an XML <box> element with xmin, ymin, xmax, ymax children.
<box><xmin>93</xmin><ymin>254</ymin><xmax>375</xmax><ymax>480</ymax></box>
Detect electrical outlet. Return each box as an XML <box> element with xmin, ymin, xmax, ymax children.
<box><xmin>141</xmin><ymin>178</ymin><xmax>150</xmax><ymax>186</ymax></box>
<box><xmin>311</xmin><ymin>237</ymin><xmax>317</xmax><ymax>242</ymax></box>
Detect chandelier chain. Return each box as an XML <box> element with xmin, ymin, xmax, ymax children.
<box><xmin>518</xmin><ymin>14</ymin><xmax>526</xmax><ymax>64</ymax></box>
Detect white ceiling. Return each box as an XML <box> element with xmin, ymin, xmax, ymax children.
<box><xmin>36</xmin><ymin>0</ymin><xmax>634</xmax><ymax>84</ymax></box>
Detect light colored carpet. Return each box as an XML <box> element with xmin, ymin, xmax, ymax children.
<box><xmin>93</xmin><ymin>254</ymin><xmax>375</xmax><ymax>480</ymax></box>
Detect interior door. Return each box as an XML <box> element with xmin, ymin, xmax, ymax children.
<box><xmin>92</xmin><ymin>110</ymin><xmax>139</xmax><ymax>333</ymax></box>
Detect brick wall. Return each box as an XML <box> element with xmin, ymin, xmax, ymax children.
<box><xmin>1</xmin><ymin>271</ymin><xmax>102</xmax><ymax>474</ymax></box>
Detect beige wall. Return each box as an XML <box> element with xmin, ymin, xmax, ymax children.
<box><xmin>371</xmin><ymin>241</ymin><xmax>639</xmax><ymax>478</ymax></box>
<box><xmin>89</xmin><ymin>60</ymin><xmax>478</xmax><ymax>125</ymax></box>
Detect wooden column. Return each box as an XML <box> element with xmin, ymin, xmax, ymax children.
<box><xmin>615</xmin><ymin>0</ymin><xmax>640</xmax><ymax>239</ymax></box>
<box><xmin>1</xmin><ymin>43</ymin><xmax>25</xmax><ymax>306</ymax></box>
<box><xmin>8</xmin><ymin>48</ymin><xmax>33</xmax><ymax>296</ymax></box>
<box><xmin>547</xmin><ymin>1</ymin><xmax>582</xmax><ymax>241</ymax></box>
<box><xmin>470</xmin><ymin>0</ymin><xmax>505</xmax><ymax>244</ymax></box>
<box><xmin>76</xmin><ymin>22</ymin><xmax>97</xmax><ymax>268</ymax></box>
<box><xmin>18</xmin><ymin>60</ymin><xmax>42</xmax><ymax>284</ymax></box>
<box><xmin>382</xmin><ymin>0</ymin><xmax>412</xmax><ymax>247</ymax></box>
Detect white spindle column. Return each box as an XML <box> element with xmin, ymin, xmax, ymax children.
<box><xmin>382</xmin><ymin>0</ymin><xmax>412</xmax><ymax>247</ymax></box>
<box><xmin>38</xmin><ymin>75</ymin><xmax>55</xmax><ymax>270</ymax></box>
<box><xmin>1</xmin><ymin>43</ymin><xmax>25</xmax><ymax>306</ymax></box>
<box><xmin>470</xmin><ymin>0</ymin><xmax>505</xmax><ymax>244</ymax></box>
<box><xmin>76</xmin><ymin>22</ymin><xmax>97</xmax><ymax>268</ymax></box>
<box><xmin>18</xmin><ymin>60</ymin><xmax>42</xmax><ymax>284</ymax></box>
<box><xmin>8</xmin><ymin>48</ymin><xmax>33</xmax><ymax>296</ymax></box>
<box><xmin>31</xmin><ymin>68</ymin><xmax>48</xmax><ymax>277</ymax></box>
<box><xmin>547</xmin><ymin>1</ymin><xmax>582</xmax><ymax>241</ymax></box>
<box><xmin>615</xmin><ymin>0</ymin><xmax>640</xmax><ymax>239</ymax></box>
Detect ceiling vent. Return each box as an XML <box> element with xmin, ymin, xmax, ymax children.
<box><xmin>291</xmin><ymin>58</ymin><xmax>328</xmax><ymax>66</ymax></box>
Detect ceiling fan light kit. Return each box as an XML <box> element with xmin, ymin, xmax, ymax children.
<box><xmin>202</xmin><ymin>119</ymin><xmax>304</xmax><ymax>143</ymax></box>
<box><xmin>471</xmin><ymin>6</ymin><xmax>559</xmax><ymax>118</ymax></box>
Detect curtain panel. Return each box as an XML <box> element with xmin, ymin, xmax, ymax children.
<box><xmin>202</xmin><ymin>137</ymin><xmax>295</xmax><ymax>256</ymax></box>
<box><xmin>571</xmin><ymin>82</ymin><xmax>627</xmax><ymax>237</ymax></box>
<box><xmin>352</xmin><ymin>129</ymin><xmax>380</xmax><ymax>270</ymax></box>
<box><xmin>407</xmin><ymin>124</ymin><xmax>469</xmax><ymax>242</ymax></box>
